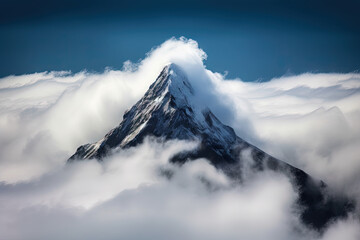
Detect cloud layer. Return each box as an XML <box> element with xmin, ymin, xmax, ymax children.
<box><xmin>0</xmin><ymin>37</ymin><xmax>359</xmax><ymax>239</ymax></box>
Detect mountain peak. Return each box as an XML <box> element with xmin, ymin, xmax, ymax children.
<box><xmin>68</xmin><ymin>62</ymin><xmax>353</xmax><ymax>230</ymax></box>
<box><xmin>145</xmin><ymin>63</ymin><xmax>194</xmax><ymax>109</ymax></box>
<box><xmin>68</xmin><ymin>63</ymin><xmax>237</xmax><ymax>161</ymax></box>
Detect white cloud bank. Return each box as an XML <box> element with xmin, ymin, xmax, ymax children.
<box><xmin>0</xmin><ymin>37</ymin><xmax>359</xmax><ymax>239</ymax></box>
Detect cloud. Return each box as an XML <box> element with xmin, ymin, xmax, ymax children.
<box><xmin>0</xmin><ymin>37</ymin><xmax>208</xmax><ymax>183</ymax></box>
<box><xmin>0</xmin><ymin>138</ymin><xmax>318</xmax><ymax>240</ymax></box>
<box><xmin>0</xmin><ymin>37</ymin><xmax>359</xmax><ymax>239</ymax></box>
<box><xmin>1</xmin><ymin>138</ymin><xmax>358</xmax><ymax>240</ymax></box>
<box><xmin>210</xmin><ymin>71</ymin><xmax>360</xmax><ymax>201</ymax></box>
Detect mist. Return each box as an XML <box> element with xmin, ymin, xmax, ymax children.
<box><xmin>0</xmin><ymin>37</ymin><xmax>359</xmax><ymax>239</ymax></box>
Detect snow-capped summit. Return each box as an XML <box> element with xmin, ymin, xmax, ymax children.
<box><xmin>69</xmin><ymin>63</ymin><xmax>241</xmax><ymax>164</ymax></box>
<box><xmin>68</xmin><ymin>63</ymin><xmax>353</xmax><ymax>230</ymax></box>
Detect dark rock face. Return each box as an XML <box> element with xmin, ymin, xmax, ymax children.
<box><xmin>68</xmin><ymin>63</ymin><xmax>353</xmax><ymax>230</ymax></box>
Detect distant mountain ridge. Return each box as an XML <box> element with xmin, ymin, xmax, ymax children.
<box><xmin>69</xmin><ymin>63</ymin><xmax>353</xmax><ymax>230</ymax></box>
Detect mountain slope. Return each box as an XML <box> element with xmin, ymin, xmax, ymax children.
<box><xmin>69</xmin><ymin>63</ymin><xmax>241</xmax><ymax>163</ymax></box>
<box><xmin>68</xmin><ymin>63</ymin><xmax>353</xmax><ymax>230</ymax></box>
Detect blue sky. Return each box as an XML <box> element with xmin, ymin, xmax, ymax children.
<box><xmin>1</xmin><ymin>0</ymin><xmax>359</xmax><ymax>81</ymax></box>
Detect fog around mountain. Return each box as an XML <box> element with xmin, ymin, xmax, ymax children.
<box><xmin>0</xmin><ymin>37</ymin><xmax>359</xmax><ymax>239</ymax></box>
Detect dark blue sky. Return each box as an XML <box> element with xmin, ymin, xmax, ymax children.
<box><xmin>1</xmin><ymin>0</ymin><xmax>359</xmax><ymax>81</ymax></box>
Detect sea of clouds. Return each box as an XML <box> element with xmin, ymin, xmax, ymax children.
<box><xmin>0</xmin><ymin>37</ymin><xmax>359</xmax><ymax>239</ymax></box>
